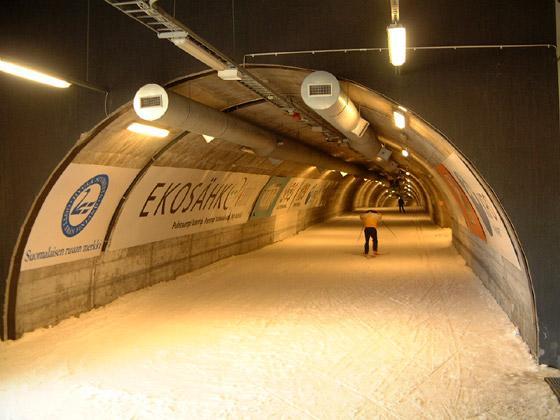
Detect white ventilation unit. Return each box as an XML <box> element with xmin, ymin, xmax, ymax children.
<box><xmin>308</xmin><ymin>83</ymin><xmax>332</xmax><ymax>97</ymax></box>
<box><xmin>140</xmin><ymin>95</ymin><xmax>163</xmax><ymax>108</ymax></box>
<box><xmin>133</xmin><ymin>84</ymin><xmax>169</xmax><ymax>121</ymax></box>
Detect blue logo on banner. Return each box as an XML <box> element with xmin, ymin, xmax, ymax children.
<box><xmin>61</xmin><ymin>174</ymin><xmax>109</xmax><ymax>237</ymax></box>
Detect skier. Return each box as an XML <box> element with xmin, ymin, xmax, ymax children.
<box><xmin>359</xmin><ymin>210</ymin><xmax>382</xmax><ymax>257</ymax></box>
<box><xmin>398</xmin><ymin>196</ymin><xmax>406</xmax><ymax>213</ymax></box>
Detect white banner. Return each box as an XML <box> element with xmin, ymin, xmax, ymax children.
<box><xmin>108</xmin><ymin>167</ymin><xmax>269</xmax><ymax>250</ymax></box>
<box><xmin>21</xmin><ymin>164</ymin><xmax>139</xmax><ymax>270</ymax></box>
<box><xmin>272</xmin><ymin>178</ymin><xmax>338</xmax><ymax>214</ymax></box>
<box><xmin>442</xmin><ymin>153</ymin><xmax>520</xmax><ymax>269</ymax></box>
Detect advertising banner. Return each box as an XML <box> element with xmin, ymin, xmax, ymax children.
<box><xmin>108</xmin><ymin>167</ymin><xmax>269</xmax><ymax>250</ymax></box>
<box><xmin>437</xmin><ymin>164</ymin><xmax>486</xmax><ymax>241</ymax></box>
<box><xmin>21</xmin><ymin>164</ymin><xmax>139</xmax><ymax>270</ymax></box>
<box><xmin>250</xmin><ymin>176</ymin><xmax>290</xmax><ymax>219</ymax></box>
<box><xmin>272</xmin><ymin>177</ymin><xmax>338</xmax><ymax>214</ymax></box>
<box><xmin>439</xmin><ymin>153</ymin><xmax>520</xmax><ymax>269</ymax></box>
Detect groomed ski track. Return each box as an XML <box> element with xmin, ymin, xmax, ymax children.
<box><xmin>1</xmin><ymin>212</ymin><xmax>558</xmax><ymax>418</ymax></box>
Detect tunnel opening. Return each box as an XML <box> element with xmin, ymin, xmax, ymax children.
<box><xmin>2</xmin><ymin>65</ymin><xmax>536</xmax><ymax>365</ymax></box>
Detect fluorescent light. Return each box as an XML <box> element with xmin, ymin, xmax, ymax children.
<box><xmin>401</xmin><ymin>149</ymin><xmax>409</xmax><ymax>157</ymax></box>
<box><xmin>240</xmin><ymin>146</ymin><xmax>256</xmax><ymax>154</ymax></box>
<box><xmin>217</xmin><ymin>68</ymin><xmax>242</xmax><ymax>80</ymax></box>
<box><xmin>398</xmin><ymin>105</ymin><xmax>408</xmax><ymax>112</ymax></box>
<box><xmin>171</xmin><ymin>38</ymin><xmax>228</xmax><ymax>71</ymax></box>
<box><xmin>0</xmin><ymin>58</ymin><xmax>71</xmax><ymax>88</ymax></box>
<box><xmin>127</xmin><ymin>122</ymin><xmax>169</xmax><ymax>138</ymax></box>
<box><xmin>340</xmin><ymin>171</ymin><xmax>348</xmax><ymax>177</ymax></box>
<box><xmin>387</xmin><ymin>24</ymin><xmax>406</xmax><ymax>66</ymax></box>
<box><xmin>202</xmin><ymin>134</ymin><xmax>215</xmax><ymax>143</ymax></box>
<box><xmin>393</xmin><ymin>110</ymin><xmax>406</xmax><ymax>129</ymax></box>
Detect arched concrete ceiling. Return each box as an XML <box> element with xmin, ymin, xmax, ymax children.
<box><xmin>4</xmin><ymin>65</ymin><xmax>537</xmax><ymax>361</ymax></box>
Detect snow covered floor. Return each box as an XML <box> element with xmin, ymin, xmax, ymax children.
<box><xmin>1</xmin><ymin>212</ymin><xmax>559</xmax><ymax>419</ymax></box>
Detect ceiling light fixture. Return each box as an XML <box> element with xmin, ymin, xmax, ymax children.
<box><xmin>0</xmin><ymin>58</ymin><xmax>71</xmax><ymax>88</ymax></box>
<box><xmin>127</xmin><ymin>122</ymin><xmax>169</xmax><ymax>138</ymax></box>
<box><xmin>202</xmin><ymin>134</ymin><xmax>215</xmax><ymax>143</ymax></box>
<box><xmin>168</xmin><ymin>36</ymin><xmax>228</xmax><ymax>71</ymax></box>
<box><xmin>340</xmin><ymin>171</ymin><xmax>348</xmax><ymax>177</ymax></box>
<box><xmin>240</xmin><ymin>146</ymin><xmax>256</xmax><ymax>154</ymax></box>
<box><xmin>393</xmin><ymin>110</ymin><xmax>406</xmax><ymax>129</ymax></box>
<box><xmin>387</xmin><ymin>0</ymin><xmax>406</xmax><ymax>66</ymax></box>
<box><xmin>401</xmin><ymin>148</ymin><xmax>409</xmax><ymax>157</ymax></box>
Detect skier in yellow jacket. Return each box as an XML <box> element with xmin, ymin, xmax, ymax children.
<box><xmin>359</xmin><ymin>210</ymin><xmax>382</xmax><ymax>256</ymax></box>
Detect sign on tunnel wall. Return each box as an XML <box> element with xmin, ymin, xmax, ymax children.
<box><xmin>271</xmin><ymin>178</ymin><xmax>338</xmax><ymax>214</ymax></box>
<box><xmin>438</xmin><ymin>153</ymin><xmax>520</xmax><ymax>269</ymax></box>
<box><xmin>437</xmin><ymin>164</ymin><xmax>486</xmax><ymax>241</ymax></box>
<box><xmin>108</xmin><ymin>167</ymin><xmax>269</xmax><ymax>250</ymax></box>
<box><xmin>249</xmin><ymin>176</ymin><xmax>338</xmax><ymax>220</ymax></box>
<box><xmin>250</xmin><ymin>176</ymin><xmax>290</xmax><ymax>218</ymax></box>
<box><xmin>21</xmin><ymin>164</ymin><xmax>139</xmax><ymax>271</ymax></box>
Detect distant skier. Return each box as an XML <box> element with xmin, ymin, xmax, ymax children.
<box><xmin>359</xmin><ymin>210</ymin><xmax>382</xmax><ymax>256</ymax></box>
<box><xmin>398</xmin><ymin>196</ymin><xmax>406</xmax><ymax>213</ymax></box>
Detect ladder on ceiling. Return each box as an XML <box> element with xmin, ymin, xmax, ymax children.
<box><xmin>104</xmin><ymin>0</ymin><xmax>343</xmax><ymax>143</ymax></box>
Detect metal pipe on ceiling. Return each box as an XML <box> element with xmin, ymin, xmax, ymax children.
<box><xmin>300</xmin><ymin>71</ymin><xmax>398</xmax><ymax>174</ymax></box>
<box><xmin>132</xmin><ymin>84</ymin><xmax>369</xmax><ymax>176</ymax></box>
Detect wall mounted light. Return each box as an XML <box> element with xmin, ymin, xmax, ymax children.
<box><xmin>401</xmin><ymin>148</ymin><xmax>409</xmax><ymax>157</ymax></box>
<box><xmin>340</xmin><ymin>171</ymin><xmax>348</xmax><ymax>177</ymax></box>
<box><xmin>0</xmin><ymin>58</ymin><xmax>71</xmax><ymax>88</ymax></box>
<box><xmin>127</xmin><ymin>122</ymin><xmax>169</xmax><ymax>138</ymax></box>
<box><xmin>202</xmin><ymin>134</ymin><xmax>215</xmax><ymax>143</ymax></box>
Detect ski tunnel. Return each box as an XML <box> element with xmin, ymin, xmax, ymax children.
<box><xmin>2</xmin><ymin>66</ymin><xmax>536</xmax><ymax>359</ymax></box>
<box><xmin>4</xmin><ymin>66</ymin><xmax>538</xmax><ymax>348</ymax></box>
<box><xmin>3</xmin><ymin>65</ymin><xmax>552</xmax><ymax>416</ymax></box>
<box><xmin>3</xmin><ymin>66</ymin><xmax>538</xmax><ymax>338</ymax></box>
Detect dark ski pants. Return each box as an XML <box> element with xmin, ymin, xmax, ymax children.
<box><xmin>364</xmin><ymin>227</ymin><xmax>378</xmax><ymax>254</ymax></box>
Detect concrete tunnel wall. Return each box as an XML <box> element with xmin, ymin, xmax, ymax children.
<box><xmin>5</xmin><ymin>100</ymin><xmax>362</xmax><ymax>339</ymax></box>
<box><xmin>347</xmin><ymin>93</ymin><xmax>537</xmax><ymax>354</ymax></box>
<box><xmin>2</xmin><ymin>66</ymin><xmax>538</xmax><ymax>364</ymax></box>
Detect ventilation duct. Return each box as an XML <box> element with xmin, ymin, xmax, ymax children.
<box><xmin>301</xmin><ymin>71</ymin><xmax>398</xmax><ymax>174</ymax></box>
<box><xmin>133</xmin><ymin>84</ymin><xmax>368</xmax><ymax>176</ymax></box>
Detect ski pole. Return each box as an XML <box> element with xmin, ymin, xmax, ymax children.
<box><xmin>356</xmin><ymin>227</ymin><xmax>363</xmax><ymax>242</ymax></box>
<box><xmin>381</xmin><ymin>220</ymin><xmax>397</xmax><ymax>238</ymax></box>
